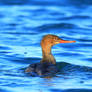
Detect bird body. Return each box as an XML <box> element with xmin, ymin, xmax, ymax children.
<box><xmin>25</xmin><ymin>34</ymin><xmax>76</xmax><ymax>76</ymax></box>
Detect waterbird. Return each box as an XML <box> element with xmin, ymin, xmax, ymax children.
<box><xmin>25</xmin><ymin>34</ymin><xmax>76</xmax><ymax>76</ymax></box>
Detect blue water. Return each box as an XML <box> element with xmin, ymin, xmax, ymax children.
<box><xmin>0</xmin><ymin>0</ymin><xmax>92</xmax><ymax>92</ymax></box>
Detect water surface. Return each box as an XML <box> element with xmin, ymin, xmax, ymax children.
<box><xmin>0</xmin><ymin>0</ymin><xmax>92</xmax><ymax>92</ymax></box>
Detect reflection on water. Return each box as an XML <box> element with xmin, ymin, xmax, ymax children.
<box><xmin>0</xmin><ymin>0</ymin><xmax>92</xmax><ymax>92</ymax></box>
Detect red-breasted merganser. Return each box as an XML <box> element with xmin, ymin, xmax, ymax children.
<box><xmin>25</xmin><ymin>34</ymin><xmax>76</xmax><ymax>76</ymax></box>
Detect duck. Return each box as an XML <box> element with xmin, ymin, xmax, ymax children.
<box><xmin>25</xmin><ymin>34</ymin><xmax>76</xmax><ymax>77</ymax></box>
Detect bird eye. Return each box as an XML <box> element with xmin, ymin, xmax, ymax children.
<box><xmin>54</xmin><ymin>37</ymin><xmax>57</xmax><ymax>40</ymax></box>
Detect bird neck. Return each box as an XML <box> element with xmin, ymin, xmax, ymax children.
<box><xmin>41</xmin><ymin>45</ymin><xmax>56</xmax><ymax>64</ymax></box>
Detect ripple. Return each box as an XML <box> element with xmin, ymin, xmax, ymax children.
<box><xmin>1</xmin><ymin>31</ymin><xmax>38</xmax><ymax>35</ymax></box>
<box><xmin>78</xmin><ymin>39</ymin><xmax>92</xmax><ymax>42</ymax></box>
<box><xmin>61</xmin><ymin>43</ymin><xmax>92</xmax><ymax>49</ymax></box>
<box><xmin>60</xmin><ymin>15</ymin><xmax>91</xmax><ymax>20</ymax></box>
<box><xmin>51</xmin><ymin>89</ymin><xmax>92</xmax><ymax>92</ymax></box>
<box><xmin>0</xmin><ymin>46</ymin><xmax>11</xmax><ymax>50</ymax></box>
<box><xmin>58</xmin><ymin>52</ymin><xmax>83</xmax><ymax>57</ymax></box>
<box><xmin>82</xmin><ymin>58</ymin><xmax>92</xmax><ymax>62</ymax></box>
<box><xmin>3</xmin><ymin>55</ymin><xmax>41</xmax><ymax>64</ymax></box>
<box><xmin>0</xmin><ymin>88</ymin><xmax>11</xmax><ymax>92</ymax></box>
<box><xmin>37</xmin><ymin>23</ymin><xmax>78</xmax><ymax>32</ymax></box>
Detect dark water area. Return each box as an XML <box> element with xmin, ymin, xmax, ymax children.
<box><xmin>0</xmin><ymin>0</ymin><xmax>92</xmax><ymax>92</ymax></box>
